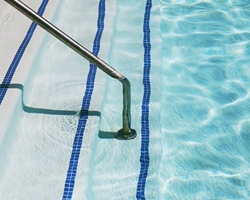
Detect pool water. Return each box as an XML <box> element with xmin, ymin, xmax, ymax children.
<box><xmin>1</xmin><ymin>0</ymin><xmax>250</xmax><ymax>199</ymax></box>
<box><xmin>158</xmin><ymin>1</ymin><xmax>250</xmax><ymax>199</ymax></box>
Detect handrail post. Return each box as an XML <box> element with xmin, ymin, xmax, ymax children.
<box><xmin>117</xmin><ymin>77</ymin><xmax>136</xmax><ymax>139</ymax></box>
<box><xmin>4</xmin><ymin>0</ymin><xmax>136</xmax><ymax>140</ymax></box>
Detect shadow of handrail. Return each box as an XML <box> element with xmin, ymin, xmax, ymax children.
<box><xmin>1</xmin><ymin>84</ymin><xmax>119</xmax><ymax>139</ymax></box>
<box><xmin>98</xmin><ymin>130</ymin><xmax>118</xmax><ymax>139</ymax></box>
<box><xmin>0</xmin><ymin>84</ymin><xmax>101</xmax><ymax>117</ymax></box>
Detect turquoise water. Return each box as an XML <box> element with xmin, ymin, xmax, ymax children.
<box><xmin>1</xmin><ymin>0</ymin><xmax>250</xmax><ymax>199</ymax></box>
<box><xmin>157</xmin><ymin>0</ymin><xmax>250</xmax><ymax>199</ymax></box>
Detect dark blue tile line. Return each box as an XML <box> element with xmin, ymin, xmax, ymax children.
<box><xmin>136</xmin><ymin>0</ymin><xmax>152</xmax><ymax>199</ymax></box>
<box><xmin>62</xmin><ymin>0</ymin><xmax>105</xmax><ymax>199</ymax></box>
<box><xmin>0</xmin><ymin>0</ymin><xmax>49</xmax><ymax>105</ymax></box>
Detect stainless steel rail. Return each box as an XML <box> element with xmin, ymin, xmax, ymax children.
<box><xmin>4</xmin><ymin>0</ymin><xmax>136</xmax><ymax>140</ymax></box>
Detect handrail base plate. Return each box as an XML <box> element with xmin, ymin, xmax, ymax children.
<box><xmin>116</xmin><ymin>129</ymin><xmax>137</xmax><ymax>140</ymax></box>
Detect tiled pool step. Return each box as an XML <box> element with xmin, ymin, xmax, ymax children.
<box><xmin>0</xmin><ymin>0</ymin><xmax>49</xmax><ymax>104</ymax></box>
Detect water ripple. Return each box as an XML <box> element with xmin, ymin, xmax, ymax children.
<box><xmin>158</xmin><ymin>0</ymin><xmax>250</xmax><ymax>198</ymax></box>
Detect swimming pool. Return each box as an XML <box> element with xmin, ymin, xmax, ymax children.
<box><xmin>1</xmin><ymin>0</ymin><xmax>250</xmax><ymax>199</ymax></box>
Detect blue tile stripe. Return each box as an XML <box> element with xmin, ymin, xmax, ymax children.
<box><xmin>136</xmin><ymin>0</ymin><xmax>152</xmax><ymax>199</ymax></box>
<box><xmin>0</xmin><ymin>0</ymin><xmax>49</xmax><ymax>105</ymax></box>
<box><xmin>62</xmin><ymin>0</ymin><xmax>105</xmax><ymax>199</ymax></box>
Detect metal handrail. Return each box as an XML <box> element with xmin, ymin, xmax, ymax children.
<box><xmin>4</xmin><ymin>0</ymin><xmax>136</xmax><ymax>140</ymax></box>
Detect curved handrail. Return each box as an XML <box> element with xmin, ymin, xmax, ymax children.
<box><xmin>4</xmin><ymin>0</ymin><xmax>136</xmax><ymax>140</ymax></box>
